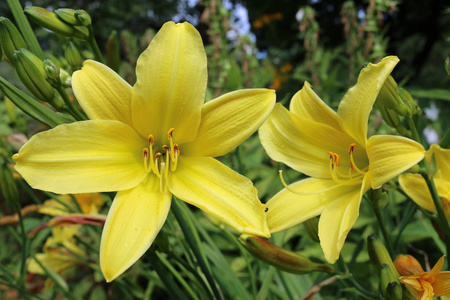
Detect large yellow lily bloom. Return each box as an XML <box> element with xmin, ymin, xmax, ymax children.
<box><xmin>259</xmin><ymin>56</ymin><xmax>425</xmax><ymax>263</ymax></box>
<box><xmin>13</xmin><ymin>21</ymin><xmax>275</xmax><ymax>281</ymax></box>
<box><xmin>399</xmin><ymin>144</ymin><xmax>450</xmax><ymax>218</ymax></box>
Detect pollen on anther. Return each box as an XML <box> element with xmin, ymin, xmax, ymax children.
<box><xmin>328</xmin><ymin>151</ymin><xmax>335</xmax><ymax>163</ymax></box>
<box><xmin>148</xmin><ymin>135</ymin><xmax>154</xmax><ymax>145</ymax></box>
<box><xmin>163</xmin><ymin>145</ymin><xmax>170</xmax><ymax>152</ymax></box>
<box><xmin>168</xmin><ymin>128</ymin><xmax>175</xmax><ymax>139</ymax></box>
<box><xmin>348</xmin><ymin>143</ymin><xmax>356</xmax><ymax>154</ymax></box>
<box><xmin>174</xmin><ymin>144</ymin><xmax>180</xmax><ymax>155</ymax></box>
<box><xmin>142</xmin><ymin>148</ymin><xmax>149</xmax><ymax>160</ymax></box>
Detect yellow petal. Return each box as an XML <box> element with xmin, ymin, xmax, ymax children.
<box><xmin>100</xmin><ymin>175</ymin><xmax>171</xmax><ymax>282</ymax></box>
<box><xmin>434</xmin><ymin>271</ymin><xmax>450</xmax><ymax>296</ymax></box>
<box><xmin>367</xmin><ymin>135</ymin><xmax>425</xmax><ymax>189</ymax></box>
<box><xmin>266</xmin><ymin>178</ymin><xmax>357</xmax><ymax>233</ymax></box>
<box><xmin>131</xmin><ymin>21</ymin><xmax>207</xmax><ymax>145</ymax></box>
<box><xmin>28</xmin><ymin>253</ymin><xmax>78</xmax><ymax>274</ymax></box>
<box><xmin>182</xmin><ymin>89</ymin><xmax>275</xmax><ymax>157</ymax></box>
<box><xmin>318</xmin><ymin>175</ymin><xmax>370</xmax><ymax>263</ymax></box>
<box><xmin>259</xmin><ymin>103</ymin><xmax>364</xmax><ymax>178</ymax></box>
<box><xmin>72</xmin><ymin>60</ymin><xmax>132</xmax><ymax>126</ymax></box>
<box><xmin>13</xmin><ymin>120</ymin><xmax>147</xmax><ymax>194</ymax></box>
<box><xmin>425</xmin><ymin>255</ymin><xmax>446</xmax><ymax>278</ymax></box>
<box><xmin>289</xmin><ymin>82</ymin><xmax>340</xmax><ymax>128</ymax></box>
<box><xmin>167</xmin><ymin>156</ymin><xmax>270</xmax><ymax>237</ymax></box>
<box><xmin>337</xmin><ymin>56</ymin><xmax>399</xmax><ymax>146</ymax></box>
<box><xmin>428</xmin><ymin>144</ymin><xmax>450</xmax><ymax>180</ymax></box>
<box><xmin>399</xmin><ymin>174</ymin><xmax>437</xmax><ymax>214</ymax></box>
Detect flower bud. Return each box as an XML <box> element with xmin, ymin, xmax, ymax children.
<box><xmin>64</xmin><ymin>41</ymin><xmax>82</xmax><ymax>70</ymax></box>
<box><xmin>0</xmin><ymin>17</ymin><xmax>27</xmax><ymax>63</ymax></box>
<box><xmin>399</xmin><ymin>88</ymin><xmax>419</xmax><ymax>116</ymax></box>
<box><xmin>367</xmin><ymin>234</ymin><xmax>399</xmax><ymax>278</ymax></box>
<box><xmin>54</xmin><ymin>8</ymin><xmax>80</xmax><ymax>25</ymax></box>
<box><xmin>75</xmin><ymin>10</ymin><xmax>91</xmax><ymax>27</ymax></box>
<box><xmin>43</xmin><ymin>59</ymin><xmax>60</xmax><ymax>83</ymax></box>
<box><xmin>0</xmin><ymin>162</ymin><xmax>19</xmax><ymax>208</ymax></box>
<box><xmin>380</xmin><ymin>264</ymin><xmax>403</xmax><ymax>300</ymax></box>
<box><xmin>24</xmin><ymin>6</ymin><xmax>88</xmax><ymax>39</ymax></box>
<box><xmin>239</xmin><ymin>234</ymin><xmax>334</xmax><ymax>274</ymax></box>
<box><xmin>106</xmin><ymin>30</ymin><xmax>120</xmax><ymax>72</ymax></box>
<box><xmin>13</xmin><ymin>48</ymin><xmax>55</xmax><ymax>102</ymax></box>
<box><xmin>4</xmin><ymin>96</ymin><xmax>17</xmax><ymax>123</ymax></box>
<box><xmin>59</xmin><ymin>68</ymin><xmax>72</xmax><ymax>87</ymax></box>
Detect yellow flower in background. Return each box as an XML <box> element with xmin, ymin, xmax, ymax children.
<box><xmin>259</xmin><ymin>56</ymin><xmax>425</xmax><ymax>263</ymax></box>
<box><xmin>13</xmin><ymin>21</ymin><xmax>275</xmax><ymax>282</ymax></box>
<box><xmin>39</xmin><ymin>193</ymin><xmax>105</xmax><ymax>216</ymax></box>
<box><xmin>399</xmin><ymin>144</ymin><xmax>450</xmax><ymax>218</ymax></box>
<box><xmin>28</xmin><ymin>226</ymin><xmax>85</xmax><ymax>289</ymax></box>
<box><xmin>394</xmin><ymin>254</ymin><xmax>450</xmax><ymax>300</ymax></box>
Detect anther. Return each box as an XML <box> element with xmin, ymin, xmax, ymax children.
<box><xmin>154</xmin><ymin>153</ymin><xmax>162</xmax><ymax>177</ymax></box>
<box><xmin>142</xmin><ymin>148</ymin><xmax>149</xmax><ymax>173</ymax></box>
<box><xmin>348</xmin><ymin>143</ymin><xmax>356</xmax><ymax>154</ymax></box>
<box><xmin>167</xmin><ymin>128</ymin><xmax>174</xmax><ymax>140</ymax></box>
<box><xmin>149</xmin><ymin>134</ymin><xmax>154</xmax><ymax>145</ymax></box>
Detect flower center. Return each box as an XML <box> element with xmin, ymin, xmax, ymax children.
<box><xmin>142</xmin><ymin>128</ymin><xmax>180</xmax><ymax>192</ymax></box>
<box><xmin>327</xmin><ymin>143</ymin><xmax>367</xmax><ymax>186</ymax></box>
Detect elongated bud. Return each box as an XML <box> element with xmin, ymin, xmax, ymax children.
<box><xmin>239</xmin><ymin>234</ymin><xmax>334</xmax><ymax>274</ymax></box>
<box><xmin>64</xmin><ymin>41</ymin><xmax>82</xmax><ymax>70</ymax></box>
<box><xmin>59</xmin><ymin>68</ymin><xmax>71</xmax><ymax>87</ymax></box>
<box><xmin>24</xmin><ymin>6</ymin><xmax>88</xmax><ymax>39</ymax></box>
<box><xmin>43</xmin><ymin>58</ymin><xmax>60</xmax><ymax>83</ymax></box>
<box><xmin>4</xmin><ymin>96</ymin><xmax>17</xmax><ymax>123</ymax></box>
<box><xmin>303</xmin><ymin>217</ymin><xmax>320</xmax><ymax>243</ymax></box>
<box><xmin>106</xmin><ymin>30</ymin><xmax>120</xmax><ymax>72</ymax></box>
<box><xmin>367</xmin><ymin>234</ymin><xmax>399</xmax><ymax>278</ymax></box>
<box><xmin>0</xmin><ymin>17</ymin><xmax>27</xmax><ymax>63</ymax></box>
<box><xmin>380</xmin><ymin>264</ymin><xmax>403</xmax><ymax>300</ymax></box>
<box><xmin>377</xmin><ymin>76</ymin><xmax>410</xmax><ymax>117</ymax></box>
<box><xmin>0</xmin><ymin>162</ymin><xmax>19</xmax><ymax>209</ymax></box>
<box><xmin>399</xmin><ymin>88</ymin><xmax>419</xmax><ymax>117</ymax></box>
<box><xmin>13</xmin><ymin>48</ymin><xmax>55</xmax><ymax>102</ymax></box>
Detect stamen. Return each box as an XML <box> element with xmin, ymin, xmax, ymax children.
<box><xmin>278</xmin><ymin>170</ymin><xmax>338</xmax><ymax>195</ymax></box>
<box><xmin>159</xmin><ymin>162</ymin><xmax>166</xmax><ymax>192</ymax></box>
<box><xmin>142</xmin><ymin>148</ymin><xmax>149</xmax><ymax>173</ymax></box>
<box><xmin>154</xmin><ymin>153</ymin><xmax>162</xmax><ymax>177</ymax></box>
<box><xmin>149</xmin><ymin>135</ymin><xmax>155</xmax><ymax>171</ymax></box>
<box><xmin>348</xmin><ymin>143</ymin><xmax>366</xmax><ymax>175</ymax></box>
<box><xmin>168</xmin><ymin>128</ymin><xmax>175</xmax><ymax>163</ymax></box>
<box><xmin>171</xmin><ymin>144</ymin><xmax>179</xmax><ymax>171</ymax></box>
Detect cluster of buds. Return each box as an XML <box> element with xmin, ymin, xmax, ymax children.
<box><xmin>376</xmin><ymin>75</ymin><xmax>421</xmax><ymax>136</ymax></box>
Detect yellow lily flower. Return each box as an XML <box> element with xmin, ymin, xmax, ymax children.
<box><xmin>39</xmin><ymin>193</ymin><xmax>105</xmax><ymax>216</ymax></box>
<box><xmin>13</xmin><ymin>21</ymin><xmax>275</xmax><ymax>281</ymax></box>
<box><xmin>399</xmin><ymin>144</ymin><xmax>450</xmax><ymax>218</ymax></box>
<box><xmin>259</xmin><ymin>56</ymin><xmax>425</xmax><ymax>263</ymax></box>
<box><xmin>394</xmin><ymin>254</ymin><xmax>450</xmax><ymax>300</ymax></box>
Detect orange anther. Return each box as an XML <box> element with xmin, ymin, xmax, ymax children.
<box><xmin>163</xmin><ymin>145</ymin><xmax>170</xmax><ymax>152</ymax></box>
<box><xmin>348</xmin><ymin>143</ymin><xmax>356</xmax><ymax>154</ymax></box>
<box><xmin>148</xmin><ymin>134</ymin><xmax>154</xmax><ymax>145</ymax></box>
<box><xmin>154</xmin><ymin>152</ymin><xmax>161</xmax><ymax>161</ymax></box>
<box><xmin>168</xmin><ymin>128</ymin><xmax>175</xmax><ymax>140</ymax></box>
<box><xmin>328</xmin><ymin>151</ymin><xmax>335</xmax><ymax>163</ymax></box>
<box><xmin>174</xmin><ymin>144</ymin><xmax>179</xmax><ymax>155</ymax></box>
<box><xmin>335</xmin><ymin>154</ymin><xmax>341</xmax><ymax>166</ymax></box>
<box><xmin>142</xmin><ymin>148</ymin><xmax>149</xmax><ymax>160</ymax></box>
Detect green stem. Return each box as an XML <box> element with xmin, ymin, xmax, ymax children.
<box><xmin>372</xmin><ymin>204</ymin><xmax>394</xmax><ymax>256</ymax></box>
<box><xmin>55</xmin><ymin>85</ymin><xmax>86</xmax><ymax>121</ymax></box>
<box><xmin>6</xmin><ymin>0</ymin><xmax>44</xmax><ymax>59</ymax></box>
<box><xmin>337</xmin><ymin>257</ymin><xmax>378</xmax><ymax>298</ymax></box>
<box><xmin>16</xmin><ymin>203</ymin><xmax>29</xmax><ymax>298</ymax></box>
<box><xmin>88</xmin><ymin>26</ymin><xmax>105</xmax><ymax>64</ymax></box>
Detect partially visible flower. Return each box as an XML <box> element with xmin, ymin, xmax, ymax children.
<box><xmin>394</xmin><ymin>254</ymin><xmax>450</xmax><ymax>300</ymax></box>
<box><xmin>13</xmin><ymin>21</ymin><xmax>275</xmax><ymax>282</ymax></box>
<box><xmin>39</xmin><ymin>193</ymin><xmax>105</xmax><ymax>216</ymax></box>
<box><xmin>260</xmin><ymin>56</ymin><xmax>425</xmax><ymax>263</ymax></box>
<box><xmin>399</xmin><ymin>144</ymin><xmax>450</xmax><ymax>218</ymax></box>
<box><xmin>28</xmin><ymin>226</ymin><xmax>85</xmax><ymax>289</ymax></box>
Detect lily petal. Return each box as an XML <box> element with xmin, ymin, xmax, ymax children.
<box><xmin>428</xmin><ymin>144</ymin><xmax>450</xmax><ymax>179</ymax></box>
<box><xmin>289</xmin><ymin>82</ymin><xmax>340</xmax><ymax>128</ymax></box>
<box><xmin>100</xmin><ymin>176</ymin><xmax>171</xmax><ymax>282</ymax></box>
<box><xmin>168</xmin><ymin>156</ymin><xmax>270</xmax><ymax>237</ymax></box>
<box><xmin>132</xmin><ymin>21</ymin><xmax>207</xmax><ymax>145</ymax></box>
<box><xmin>337</xmin><ymin>56</ymin><xmax>399</xmax><ymax>146</ymax></box>
<box><xmin>367</xmin><ymin>135</ymin><xmax>425</xmax><ymax>189</ymax></box>
<box><xmin>259</xmin><ymin>104</ymin><xmax>363</xmax><ymax>178</ymax></box>
<box><xmin>182</xmin><ymin>89</ymin><xmax>275</xmax><ymax>157</ymax></box>
<box><xmin>318</xmin><ymin>175</ymin><xmax>370</xmax><ymax>263</ymax></box>
<box><xmin>13</xmin><ymin>120</ymin><xmax>147</xmax><ymax>194</ymax></box>
<box><xmin>399</xmin><ymin>174</ymin><xmax>437</xmax><ymax>214</ymax></box>
<box><xmin>434</xmin><ymin>272</ymin><xmax>450</xmax><ymax>296</ymax></box>
<box><xmin>266</xmin><ymin>178</ymin><xmax>357</xmax><ymax>233</ymax></box>
<box><xmin>72</xmin><ymin>60</ymin><xmax>132</xmax><ymax>126</ymax></box>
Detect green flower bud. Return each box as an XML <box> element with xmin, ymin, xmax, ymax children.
<box><xmin>43</xmin><ymin>58</ymin><xmax>60</xmax><ymax>83</ymax></box>
<box><xmin>54</xmin><ymin>8</ymin><xmax>80</xmax><ymax>25</ymax></box>
<box><xmin>303</xmin><ymin>217</ymin><xmax>320</xmax><ymax>243</ymax></box>
<box><xmin>239</xmin><ymin>234</ymin><xmax>334</xmax><ymax>274</ymax></box>
<box><xmin>13</xmin><ymin>48</ymin><xmax>54</xmax><ymax>102</ymax></box>
<box><xmin>399</xmin><ymin>88</ymin><xmax>419</xmax><ymax>116</ymax></box>
<box><xmin>380</xmin><ymin>264</ymin><xmax>403</xmax><ymax>300</ymax></box>
<box><xmin>75</xmin><ymin>10</ymin><xmax>91</xmax><ymax>27</ymax></box>
<box><xmin>59</xmin><ymin>68</ymin><xmax>71</xmax><ymax>87</ymax></box>
<box><xmin>106</xmin><ymin>30</ymin><xmax>120</xmax><ymax>72</ymax></box>
<box><xmin>24</xmin><ymin>6</ymin><xmax>88</xmax><ymax>39</ymax></box>
<box><xmin>0</xmin><ymin>17</ymin><xmax>27</xmax><ymax>63</ymax></box>
<box><xmin>4</xmin><ymin>96</ymin><xmax>17</xmax><ymax>122</ymax></box>
<box><xmin>367</xmin><ymin>234</ymin><xmax>399</xmax><ymax>278</ymax></box>
<box><xmin>64</xmin><ymin>41</ymin><xmax>82</xmax><ymax>70</ymax></box>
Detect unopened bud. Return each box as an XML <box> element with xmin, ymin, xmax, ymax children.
<box><xmin>64</xmin><ymin>41</ymin><xmax>82</xmax><ymax>70</ymax></box>
<box><xmin>43</xmin><ymin>58</ymin><xmax>60</xmax><ymax>87</ymax></box>
<box><xmin>13</xmin><ymin>48</ymin><xmax>54</xmax><ymax>102</ymax></box>
<box><xmin>0</xmin><ymin>162</ymin><xmax>19</xmax><ymax>208</ymax></box>
<box><xmin>399</xmin><ymin>88</ymin><xmax>419</xmax><ymax>117</ymax></box>
<box><xmin>24</xmin><ymin>6</ymin><xmax>88</xmax><ymax>39</ymax></box>
<box><xmin>59</xmin><ymin>68</ymin><xmax>71</xmax><ymax>87</ymax></box>
<box><xmin>380</xmin><ymin>264</ymin><xmax>403</xmax><ymax>300</ymax></box>
<box><xmin>74</xmin><ymin>10</ymin><xmax>91</xmax><ymax>27</ymax></box>
<box><xmin>106</xmin><ymin>30</ymin><xmax>120</xmax><ymax>72</ymax></box>
<box><xmin>4</xmin><ymin>96</ymin><xmax>17</xmax><ymax>122</ymax></box>
<box><xmin>0</xmin><ymin>17</ymin><xmax>27</xmax><ymax>63</ymax></box>
<box><xmin>239</xmin><ymin>234</ymin><xmax>334</xmax><ymax>274</ymax></box>
<box><xmin>367</xmin><ymin>234</ymin><xmax>399</xmax><ymax>278</ymax></box>
<box><xmin>54</xmin><ymin>8</ymin><xmax>79</xmax><ymax>25</ymax></box>
<box><xmin>303</xmin><ymin>217</ymin><xmax>320</xmax><ymax>243</ymax></box>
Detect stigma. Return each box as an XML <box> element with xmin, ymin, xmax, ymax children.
<box><xmin>327</xmin><ymin>143</ymin><xmax>367</xmax><ymax>186</ymax></box>
<box><xmin>142</xmin><ymin>128</ymin><xmax>180</xmax><ymax>192</ymax></box>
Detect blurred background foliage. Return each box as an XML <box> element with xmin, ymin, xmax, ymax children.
<box><xmin>0</xmin><ymin>0</ymin><xmax>450</xmax><ymax>299</ymax></box>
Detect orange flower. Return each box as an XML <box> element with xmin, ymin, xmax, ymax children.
<box><xmin>394</xmin><ymin>254</ymin><xmax>450</xmax><ymax>300</ymax></box>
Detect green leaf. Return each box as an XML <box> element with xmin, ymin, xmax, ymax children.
<box><xmin>408</xmin><ymin>88</ymin><xmax>450</xmax><ymax>101</ymax></box>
